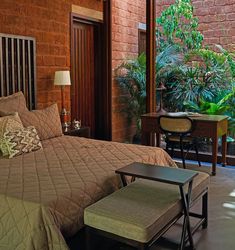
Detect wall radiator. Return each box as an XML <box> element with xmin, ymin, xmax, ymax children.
<box><xmin>0</xmin><ymin>33</ymin><xmax>36</xmax><ymax>110</ymax></box>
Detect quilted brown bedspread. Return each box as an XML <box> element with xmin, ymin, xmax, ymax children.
<box><xmin>0</xmin><ymin>136</ymin><xmax>176</xmax><ymax>250</ymax></box>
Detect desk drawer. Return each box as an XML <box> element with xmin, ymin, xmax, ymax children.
<box><xmin>191</xmin><ymin>121</ymin><xmax>216</xmax><ymax>137</ymax></box>
<box><xmin>142</xmin><ymin>118</ymin><xmax>159</xmax><ymax>132</ymax></box>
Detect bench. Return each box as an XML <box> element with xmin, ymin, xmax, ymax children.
<box><xmin>84</xmin><ymin>165</ymin><xmax>209</xmax><ymax>250</ymax></box>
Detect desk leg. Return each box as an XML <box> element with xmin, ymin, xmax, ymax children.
<box><xmin>141</xmin><ymin>131</ymin><xmax>149</xmax><ymax>146</ymax></box>
<box><xmin>156</xmin><ymin>132</ymin><xmax>160</xmax><ymax>147</ymax></box>
<box><xmin>221</xmin><ymin>133</ymin><xmax>227</xmax><ymax>167</ymax></box>
<box><xmin>212</xmin><ymin>136</ymin><xmax>218</xmax><ymax>176</ymax></box>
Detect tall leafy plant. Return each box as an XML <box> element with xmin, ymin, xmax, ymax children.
<box><xmin>156</xmin><ymin>0</ymin><xmax>204</xmax><ymax>52</ymax></box>
<box><xmin>115</xmin><ymin>46</ymin><xmax>183</xmax><ymax>136</ymax></box>
<box><xmin>164</xmin><ymin>47</ymin><xmax>234</xmax><ymax>111</ymax></box>
<box><xmin>115</xmin><ymin>53</ymin><xmax>146</xmax><ymax>135</ymax></box>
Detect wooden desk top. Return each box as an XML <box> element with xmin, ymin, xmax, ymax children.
<box><xmin>116</xmin><ymin>162</ymin><xmax>198</xmax><ymax>186</ymax></box>
<box><xmin>141</xmin><ymin>113</ymin><xmax>228</xmax><ymax>122</ymax></box>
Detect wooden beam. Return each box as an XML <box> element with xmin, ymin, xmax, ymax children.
<box><xmin>72</xmin><ymin>5</ymin><xmax>103</xmax><ymax>21</ymax></box>
<box><xmin>103</xmin><ymin>0</ymin><xmax>112</xmax><ymax>140</ymax></box>
<box><xmin>146</xmin><ymin>0</ymin><xmax>156</xmax><ymax>113</ymax></box>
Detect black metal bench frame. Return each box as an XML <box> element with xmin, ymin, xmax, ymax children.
<box><xmin>85</xmin><ymin>188</ymin><xmax>208</xmax><ymax>250</ymax></box>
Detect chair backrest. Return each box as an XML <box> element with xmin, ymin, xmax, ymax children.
<box><xmin>159</xmin><ymin>115</ymin><xmax>193</xmax><ymax>135</ymax></box>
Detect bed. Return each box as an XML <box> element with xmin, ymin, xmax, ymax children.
<box><xmin>0</xmin><ymin>135</ymin><xmax>176</xmax><ymax>249</ymax></box>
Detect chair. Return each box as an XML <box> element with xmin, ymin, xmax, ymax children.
<box><xmin>159</xmin><ymin>115</ymin><xmax>201</xmax><ymax>169</ymax></box>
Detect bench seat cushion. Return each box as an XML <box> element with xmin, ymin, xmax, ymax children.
<box><xmin>84</xmin><ymin>172</ymin><xmax>209</xmax><ymax>243</ymax></box>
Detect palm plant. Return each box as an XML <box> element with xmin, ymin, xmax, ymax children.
<box><xmin>164</xmin><ymin>47</ymin><xmax>234</xmax><ymax>111</ymax></box>
<box><xmin>115</xmin><ymin>45</ymin><xmax>184</xmax><ymax>137</ymax></box>
<box><xmin>156</xmin><ymin>45</ymin><xmax>184</xmax><ymax>86</ymax></box>
<box><xmin>115</xmin><ymin>53</ymin><xmax>146</xmax><ymax>136</ymax></box>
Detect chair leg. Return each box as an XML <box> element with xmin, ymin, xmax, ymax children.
<box><xmin>194</xmin><ymin>142</ymin><xmax>201</xmax><ymax>167</ymax></box>
<box><xmin>166</xmin><ymin>142</ymin><xmax>169</xmax><ymax>153</ymax></box>
<box><xmin>171</xmin><ymin>142</ymin><xmax>175</xmax><ymax>157</ymax></box>
<box><xmin>180</xmin><ymin>139</ymin><xmax>186</xmax><ymax>169</ymax></box>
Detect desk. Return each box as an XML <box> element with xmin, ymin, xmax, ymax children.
<box><xmin>141</xmin><ymin>113</ymin><xmax>228</xmax><ymax>175</ymax></box>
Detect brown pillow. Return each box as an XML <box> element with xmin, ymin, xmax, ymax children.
<box><xmin>19</xmin><ymin>103</ymin><xmax>63</xmax><ymax>140</ymax></box>
<box><xmin>0</xmin><ymin>92</ymin><xmax>28</xmax><ymax>114</ymax></box>
<box><xmin>3</xmin><ymin>126</ymin><xmax>42</xmax><ymax>158</ymax></box>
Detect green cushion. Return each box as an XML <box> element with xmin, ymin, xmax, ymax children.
<box><xmin>84</xmin><ymin>181</ymin><xmax>181</xmax><ymax>243</ymax></box>
<box><xmin>84</xmin><ymin>172</ymin><xmax>209</xmax><ymax>243</ymax></box>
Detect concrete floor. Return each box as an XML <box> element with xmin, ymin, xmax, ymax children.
<box><xmin>68</xmin><ymin>164</ymin><xmax>235</xmax><ymax>250</ymax></box>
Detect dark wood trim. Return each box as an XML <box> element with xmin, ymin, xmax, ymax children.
<box><xmin>71</xmin><ymin>13</ymin><xmax>103</xmax><ymax>24</ymax></box>
<box><xmin>103</xmin><ymin>0</ymin><xmax>112</xmax><ymax>141</ymax></box>
<box><xmin>146</xmin><ymin>0</ymin><xmax>156</xmax><ymax>113</ymax></box>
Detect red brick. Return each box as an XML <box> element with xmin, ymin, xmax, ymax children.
<box><xmin>0</xmin><ymin>0</ymin><xmax>102</xmax><ymax>112</ymax></box>
<box><xmin>227</xmin><ymin>13</ymin><xmax>235</xmax><ymax>21</ymax></box>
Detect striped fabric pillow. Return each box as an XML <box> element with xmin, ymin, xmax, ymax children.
<box><xmin>0</xmin><ymin>113</ymin><xmax>24</xmax><ymax>156</ymax></box>
<box><xmin>3</xmin><ymin>126</ymin><xmax>42</xmax><ymax>158</ymax></box>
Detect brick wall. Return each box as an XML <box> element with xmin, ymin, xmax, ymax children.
<box><xmin>112</xmin><ymin>0</ymin><xmax>140</xmax><ymax>142</ymax></box>
<box><xmin>193</xmin><ymin>0</ymin><xmax>235</xmax><ymax>49</ymax></box>
<box><xmin>0</xmin><ymin>0</ymin><xmax>102</xmax><ymax>110</ymax></box>
<box><xmin>111</xmin><ymin>0</ymin><xmax>235</xmax><ymax>142</ymax></box>
<box><xmin>154</xmin><ymin>0</ymin><xmax>235</xmax><ymax>49</ymax></box>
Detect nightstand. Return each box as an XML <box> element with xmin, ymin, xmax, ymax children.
<box><xmin>63</xmin><ymin>127</ymin><xmax>90</xmax><ymax>138</ymax></box>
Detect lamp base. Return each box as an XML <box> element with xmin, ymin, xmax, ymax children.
<box><xmin>61</xmin><ymin>108</ymin><xmax>71</xmax><ymax>131</ymax></box>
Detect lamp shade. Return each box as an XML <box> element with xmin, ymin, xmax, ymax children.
<box><xmin>54</xmin><ymin>71</ymin><xmax>71</xmax><ymax>86</ymax></box>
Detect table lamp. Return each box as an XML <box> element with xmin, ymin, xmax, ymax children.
<box><xmin>54</xmin><ymin>70</ymin><xmax>71</xmax><ymax>130</ymax></box>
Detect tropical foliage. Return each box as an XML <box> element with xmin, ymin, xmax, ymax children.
<box><xmin>165</xmin><ymin>47</ymin><xmax>235</xmax><ymax>110</ymax></box>
<box><xmin>116</xmin><ymin>0</ymin><xmax>235</xmax><ymax>143</ymax></box>
<box><xmin>156</xmin><ymin>0</ymin><xmax>203</xmax><ymax>52</ymax></box>
<box><xmin>116</xmin><ymin>45</ymin><xmax>183</xmax><ymax>135</ymax></box>
<box><xmin>115</xmin><ymin>53</ymin><xmax>146</xmax><ymax>135</ymax></box>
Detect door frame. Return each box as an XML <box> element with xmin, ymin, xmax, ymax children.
<box><xmin>70</xmin><ymin>3</ymin><xmax>112</xmax><ymax>140</ymax></box>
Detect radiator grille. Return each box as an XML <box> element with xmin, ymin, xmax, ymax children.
<box><xmin>0</xmin><ymin>33</ymin><xmax>36</xmax><ymax>110</ymax></box>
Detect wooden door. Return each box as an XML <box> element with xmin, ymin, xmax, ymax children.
<box><xmin>71</xmin><ymin>12</ymin><xmax>112</xmax><ymax>140</ymax></box>
<box><xmin>71</xmin><ymin>21</ymin><xmax>95</xmax><ymax>136</ymax></box>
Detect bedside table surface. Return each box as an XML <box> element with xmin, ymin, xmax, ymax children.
<box><xmin>63</xmin><ymin>126</ymin><xmax>90</xmax><ymax>138</ymax></box>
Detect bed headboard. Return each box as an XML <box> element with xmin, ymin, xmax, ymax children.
<box><xmin>0</xmin><ymin>33</ymin><xmax>37</xmax><ymax>110</ymax></box>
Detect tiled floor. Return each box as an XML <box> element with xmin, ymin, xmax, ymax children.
<box><xmin>68</xmin><ymin>163</ymin><xmax>235</xmax><ymax>250</ymax></box>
